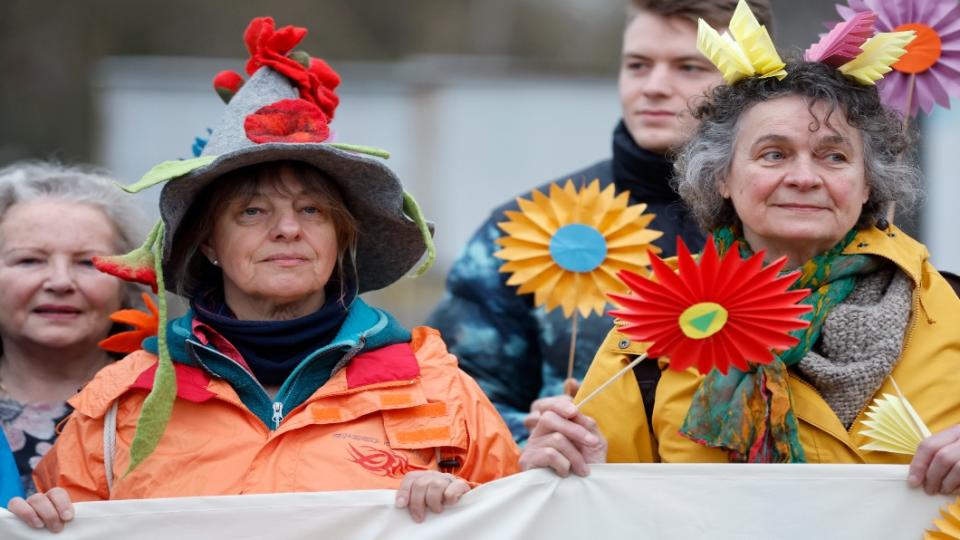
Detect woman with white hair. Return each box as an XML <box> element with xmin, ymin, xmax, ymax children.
<box><xmin>0</xmin><ymin>162</ymin><xmax>145</xmax><ymax>496</ymax></box>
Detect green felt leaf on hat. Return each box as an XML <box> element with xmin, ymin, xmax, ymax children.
<box><xmin>121</xmin><ymin>156</ymin><xmax>219</xmax><ymax>193</ymax></box>
<box><xmin>403</xmin><ymin>191</ymin><xmax>435</xmax><ymax>277</ymax></box>
<box><xmin>124</xmin><ymin>223</ymin><xmax>176</xmax><ymax>474</ymax></box>
<box><xmin>327</xmin><ymin>143</ymin><xmax>391</xmax><ymax>159</ymax></box>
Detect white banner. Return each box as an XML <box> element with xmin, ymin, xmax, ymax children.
<box><xmin>0</xmin><ymin>464</ymin><xmax>952</xmax><ymax>539</ymax></box>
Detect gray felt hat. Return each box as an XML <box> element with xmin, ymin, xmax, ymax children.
<box><xmin>132</xmin><ymin>66</ymin><xmax>434</xmax><ymax>295</ymax></box>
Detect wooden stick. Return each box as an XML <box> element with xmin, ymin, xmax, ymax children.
<box><xmin>886</xmin><ymin>74</ymin><xmax>917</xmax><ymax>224</ymax></box>
<box><xmin>574</xmin><ymin>353</ymin><xmax>648</xmax><ymax>410</ymax></box>
<box><xmin>889</xmin><ymin>374</ymin><xmax>928</xmax><ymax>437</ymax></box>
<box><xmin>904</xmin><ymin>73</ymin><xmax>916</xmax><ymax>130</ymax></box>
<box><xmin>566</xmin><ymin>312</ymin><xmax>579</xmax><ymax>382</ymax></box>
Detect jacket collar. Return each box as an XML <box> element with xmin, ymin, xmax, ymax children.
<box><xmin>611</xmin><ymin>120</ymin><xmax>680</xmax><ymax>204</ymax></box>
<box><xmin>143</xmin><ymin>297</ymin><xmax>411</xmax><ymax>368</ymax></box>
<box><xmin>843</xmin><ymin>225</ymin><xmax>928</xmax><ymax>287</ymax></box>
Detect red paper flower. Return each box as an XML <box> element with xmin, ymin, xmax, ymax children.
<box><xmin>99</xmin><ymin>293</ymin><xmax>159</xmax><ymax>354</ymax></box>
<box><xmin>242</xmin><ymin>17</ymin><xmax>340</xmax><ymax>121</ymax></box>
<box><xmin>93</xmin><ymin>249</ymin><xmax>157</xmax><ymax>293</ymax></box>
<box><xmin>244</xmin><ymin>98</ymin><xmax>330</xmax><ymax>143</ymax></box>
<box><xmin>608</xmin><ymin>237</ymin><xmax>812</xmax><ymax>375</ymax></box>
<box><xmin>212</xmin><ymin>70</ymin><xmax>245</xmax><ymax>103</ymax></box>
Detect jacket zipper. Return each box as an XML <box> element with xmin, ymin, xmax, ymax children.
<box><xmin>272</xmin><ymin>402</ymin><xmax>284</xmax><ymax>430</ymax></box>
<box><xmin>184</xmin><ymin>307</ymin><xmax>391</xmax><ymax>431</ymax></box>
<box><xmin>846</xmin><ymin>267</ymin><xmax>922</xmax><ymax>436</ymax></box>
<box><xmin>186</xmin><ymin>339</ymin><xmax>280</xmax><ymax>430</ymax></box>
<box><xmin>791</xmin><ymin>266</ymin><xmax>922</xmax><ymax>458</ymax></box>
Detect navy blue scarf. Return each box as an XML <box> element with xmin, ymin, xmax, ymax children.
<box><xmin>192</xmin><ymin>281</ymin><xmax>356</xmax><ymax>386</ymax></box>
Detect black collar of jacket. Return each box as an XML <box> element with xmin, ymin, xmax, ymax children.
<box><xmin>611</xmin><ymin>120</ymin><xmax>680</xmax><ymax>204</ymax></box>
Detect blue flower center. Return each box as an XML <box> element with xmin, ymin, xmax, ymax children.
<box><xmin>549</xmin><ymin>223</ymin><xmax>607</xmax><ymax>272</ymax></box>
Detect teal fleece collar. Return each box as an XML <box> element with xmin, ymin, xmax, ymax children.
<box><xmin>142</xmin><ymin>298</ymin><xmax>412</xmax><ymax>428</ymax></box>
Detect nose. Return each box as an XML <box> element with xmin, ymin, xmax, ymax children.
<box><xmin>783</xmin><ymin>157</ymin><xmax>823</xmax><ymax>190</ymax></box>
<box><xmin>270</xmin><ymin>208</ymin><xmax>303</xmax><ymax>240</ymax></box>
<box><xmin>642</xmin><ymin>63</ymin><xmax>672</xmax><ymax>98</ymax></box>
<box><xmin>43</xmin><ymin>259</ymin><xmax>77</xmax><ymax>294</ymax></box>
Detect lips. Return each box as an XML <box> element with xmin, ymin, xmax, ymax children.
<box><xmin>261</xmin><ymin>254</ymin><xmax>311</xmax><ymax>268</ymax></box>
<box><xmin>775</xmin><ymin>204</ymin><xmax>827</xmax><ymax>212</ymax></box>
<box><xmin>263</xmin><ymin>253</ymin><xmax>309</xmax><ymax>262</ymax></box>
<box><xmin>638</xmin><ymin>110</ymin><xmax>676</xmax><ymax>117</ymax></box>
<box><xmin>33</xmin><ymin>305</ymin><xmax>83</xmax><ymax>316</ymax></box>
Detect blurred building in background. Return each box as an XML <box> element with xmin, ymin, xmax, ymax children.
<box><xmin>1</xmin><ymin>0</ymin><xmax>956</xmax><ymax>326</ymax></box>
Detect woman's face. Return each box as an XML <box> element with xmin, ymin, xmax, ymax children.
<box><xmin>202</xmin><ymin>167</ymin><xmax>339</xmax><ymax>318</ymax></box>
<box><xmin>0</xmin><ymin>200</ymin><xmax>124</xmax><ymax>351</ymax></box>
<box><xmin>721</xmin><ymin>96</ymin><xmax>870</xmax><ymax>258</ymax></box>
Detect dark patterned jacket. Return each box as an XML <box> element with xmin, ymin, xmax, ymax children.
<box><xmin>427</xmin><ymin>121</ymin><xmax>706</xmax><ymax>443</ymax></box>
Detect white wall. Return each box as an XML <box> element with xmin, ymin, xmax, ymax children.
<box><xmin>923</xmin><ymin>103</ymin><xmax>960</xmax><ymax>272</ymax></box>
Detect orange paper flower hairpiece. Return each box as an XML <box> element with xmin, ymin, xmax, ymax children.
<box><xmin>99</xmin><ymin>293</ymin><xmax>159</xmax><ymax>354</ymax></box>
<box><xmin>609</xmin><ymin>237</ymin><xmax>812</xmax><ymax>375</ymax></box>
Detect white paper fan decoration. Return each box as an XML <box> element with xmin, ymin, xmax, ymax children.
<box><xmin>859</xmin><ymin>392</ymin><xmax>932</xmax><ymax>455</ymax></box>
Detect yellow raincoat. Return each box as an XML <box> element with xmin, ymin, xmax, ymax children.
<box><xmin>577</xmin><ymin>226</ymin><xmax>960</xmax><ymax>463</ymax></box>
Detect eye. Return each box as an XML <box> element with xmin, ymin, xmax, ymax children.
<box><xmin>625</xmin><ymin>60</ymin><xmax>650</xmax><ymax>72</ymax></box>
<box><xmin>242</xmin><ymin>207</ymin><xmax>263</xmax><ymax>217</ymax></box>
<box><xmin>761</xmin><ymin>150</ymin><xmax>785</xmax><ymax>161</ymax></box>
<box><xmin>302</xmin><ymin>206</ymin><xmax>320</xmax><ymax>215</ymax></box>
<box><xmin>16</xmin><ymin>257</ymin><xmax>43</xmax><ymax>266</ymax></box>
<box><xmin>679</xmin><ymin>63</ymin><xmax>708</xmax><ymax>73</ymax></box>
<box><xmin>826</xmin><ymin>152</ymin><xmax>848</xmax><ymax>163</ymax></box>
<box><xmin>78</xmin><ymin>258</ymin><xmax>96</xmax><ymax>268</ymax></box>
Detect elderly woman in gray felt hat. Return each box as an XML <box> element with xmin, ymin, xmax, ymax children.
<box><xmin>8</xmin><ymin>16</ymin><xmax>519</xmax><ymax>532</ymax></box>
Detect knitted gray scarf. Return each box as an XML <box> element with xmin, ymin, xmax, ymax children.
<box><xmin>796</xmin><ymin>267</ymin><xmax>912</xmax><ymax>428</ymax></box>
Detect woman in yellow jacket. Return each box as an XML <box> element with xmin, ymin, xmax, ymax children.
<box><xmin>519</xmin><ymin>58</ymin><xmax>960</xmax><ymax>494</ymax></box>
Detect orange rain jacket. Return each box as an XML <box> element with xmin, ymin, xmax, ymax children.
<box><xmin>35</xmin><ymin>300</ymin><xmax>520</xmax><ymax>500</ymax></box>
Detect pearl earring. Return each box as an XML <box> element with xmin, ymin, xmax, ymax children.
<box><xmin>212</xmin><ymin>258</ymin><xmax>219</xmax><ymax>266</ymax></box>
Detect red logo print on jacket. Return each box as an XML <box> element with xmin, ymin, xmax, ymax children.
<box><xmin>346</xmin><ymin>444</ymin><xmax>427</xmax><ymax>478</ymax></box>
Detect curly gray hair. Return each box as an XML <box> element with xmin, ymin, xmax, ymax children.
<box><xmin>674</xmin><ymin>60</ymin><xmax>922</xmax><ymax>232</ymax></box>
<box><xmin>0</xmin><ymin>161</ymin><xmax>149</xmax><ymax>307</ymax></box>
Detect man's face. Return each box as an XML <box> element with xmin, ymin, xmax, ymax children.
<box><xmin>618</xmin><ymin>12</ymin><xmax>724</xmax><ymax>154</ymax></box>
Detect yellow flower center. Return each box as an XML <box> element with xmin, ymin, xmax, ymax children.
<box><xmin>679</xmin><ymin>302</ymin><xmax>728</xmax><ymax>339</ymax></box>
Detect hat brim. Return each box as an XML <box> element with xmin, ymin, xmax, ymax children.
<box><xmin>158</xmin><ymin>143</ymin><xmax>428</xmax><ymax>294</ymax></box>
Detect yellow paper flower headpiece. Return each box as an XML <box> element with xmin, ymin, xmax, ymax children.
<box><xmin>698</xmin><ymin>0</ymin><xmax>916</xmax><ymax>86</ymax></box>
<box><xmin>696</xmin><ymin>0</ymin><xmax>785</xmax><ymax>84</ymax></box>
<box><xmin>494</xmin><ymin>179</ymin><xmax>662</xmax><ymax>318</ymax></box>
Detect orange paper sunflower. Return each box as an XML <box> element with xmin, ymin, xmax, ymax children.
<box><xmin>609</xmin><ymin>237</ymin><xmax>812</xmax><ymax>375</ymax></box>
<box><xmin>495</xmin><ymin>179</ymin><xmax>662</xmax><ymax>318</ymax></box>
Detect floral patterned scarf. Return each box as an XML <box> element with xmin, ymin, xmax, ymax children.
<box><xmin>678</xmin><ymin>226</ymin><xmax>877</xmax><ymax>462</ymax></box>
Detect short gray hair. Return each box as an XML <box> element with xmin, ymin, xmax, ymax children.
<box><xmin>674</xmin><ymin>60</ymin><xmax>922</xmax><ymax>232</ymax></box>
<box><xmin>0</xmin><ymin>161</ymin><xmax>149</xmax><ymax>306</ymax></box>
